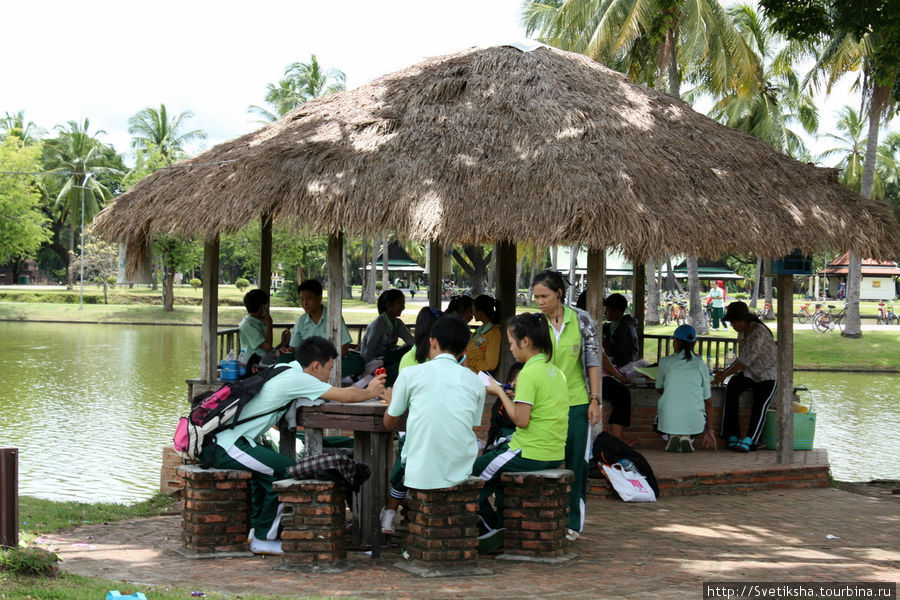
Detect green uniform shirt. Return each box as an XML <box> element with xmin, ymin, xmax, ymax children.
<box><xmin>214</xmin><ymin>361</ymin><xmax>331</xmax><ymax>450</ymax></box>
<box><xmin>548</xmin><ymin>306</ymin><xmax>590</xmax><ymax>407</ymax></box>
<box><xmin>655</xmin><ymin>352</ymin><xmax>711</xmax><ymax>435</ymax></box>
<box><xmin>239</xmin><ymin>314</ymin><xmax>268</xmax><ymax>359</ymax></box>
<box><xmin>398</xmin><ymin>345</ymin><xmax>420</xmax><ymax>371</ymax></box>
<box><xmin>387</xmin><ymin>354</ymin><xmax>485</xmax><ymax>490</ymax></box>
<box><xmin>508</xmin><ymin>354</ymin><xmax>569</xmax><ymax>461</ymax></box>
<box><xmin>289</xmin><ymin>307</ymin><xmax>352</xmax><ymax>348</ymax></box>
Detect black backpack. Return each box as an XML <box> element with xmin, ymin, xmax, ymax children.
<box><xmin>174</xmin><ymin>365</ymin><xmax>291</xmax><ymax>467</ymax></box>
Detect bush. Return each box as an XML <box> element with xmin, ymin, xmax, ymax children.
<box><xmin>732</xmin><ymin>292</ymin><xmax>748</xmax><ymax>299</ymax></box>
<box><xmin>189</xmin><ymin>278</ymin><xmax>202</xmax><ymax>290</ymax></box>
<box><xmin>235</xmin><ymin>278</ymin><xmax>250</xmax><ymax>292</ymax></box>
<box><xmin>0</xmin><ymin>547</ymin><xmax>59</xmax><ymax>576</ymax></box>
<box><xmin>279</xmin><ymin>279</ymin><xmax>298</xmax><ymax>306</ymax></box>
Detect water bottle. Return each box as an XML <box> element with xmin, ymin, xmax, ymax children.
<box><xmin>238</xmin><ymin>349</ymin><xmax>247</xmax><ymax>377</ymax></box>
<box><xmin>618</xmin><ymin>458</ymin><xmax>636</xmax><ymax>472</ymax></box>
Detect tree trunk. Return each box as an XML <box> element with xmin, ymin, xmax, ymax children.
<box><xmin>528</xmin><ymin>246</ymin><xmax>539</xmax><ymax>304</ymax></box>
<box><xmin>515</xmin><ymin>251</ymin><xmax>524</xmax><ymax>295</ymax></box>
<box><xmin>646</xmin><ymin>257</ymin><xmax>661</xmax><ymax>325</ymax></box>
<box><xmin>686</xmin><ymin>257</ymin><xmax>708</xmax><ymax>334</ymax></box>
<box><xmin>381</xmin><ymin>232</ymin><xmax>390</xmax><ymax>293</ymax></box>
<box><xmin>665</xmin><ymin>255</ymin><xmax>678</xmax><ymax>293</ymax></box>
<box><xmin>750</xmin><ymin>256</ymin><xmax>762</xmax><ymax>309</ymax></box>
<box><xmin>365</xmin><ymin>237</ymin><xmax>379</xmax><ymax>303</ymax></box>
<box><xmin>66</xmin><ymin>226</ymin><xmax>75</xmax><ymax>289</ymax></box>
<box><xmin>763</xmin><ymin>276</ymin><xmax>773</xmax><ymax>319</ymax></box>
<box><xmin>163</xmin><ymin>264</ymin><xmax>175</xmax><ymax>311</ymax></box>
<box><xmin>342</xmin><ymin>243</ymin><xmax>352</xmax><ymax>299</ymax></box>
<box><xmin>550</xmin><ymin>246</ymin><xmax>558</xmax><ymax>271</ymax></box>
<box><xmin>360</xmin><ymin>239</ymin><xmax>368</xmax><ymax>301</ymax></box>
<box><xmin>451</xmin><ymin>245</ymin><xmax>491</xmax><ymax>296</ymax></box>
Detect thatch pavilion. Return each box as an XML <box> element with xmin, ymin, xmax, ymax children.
<box><xmin>93</xmin><ymin>43</ymin><xmax>899</xmax><ymax>463</ymax></box>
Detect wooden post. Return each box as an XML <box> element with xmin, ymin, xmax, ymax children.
<box><xmin>327</xmin><ymin>232</ymin><xmax>343</xmax><ymax>386</ymax></box>
<box><xmin>632</xmin><ymin>263</ymin><xmax>646</xmax><ymax>358</ymax></box>
<box><xmin>201</xmin><ymin>236</ymin><xmax>220</xmax><ymax>383</ymax></box>
<box><xmin>0</xmin><ymin>447</ymin><xmax>17</xmax><ymax>548</ymax></box>
<box><xmin>259</xmin><ymin>212</ymin><xmax>273</xmax><ymax>294</ymax></box>
<box><xmin>428</xmin><ymin>241</ymin><xmax>442</xmax><ymax>307</ymax></box>
<box><xmin>776</xmin><ymin>273</ymin><xmax>794</xmax><ymax>464</ymax></box>
<box><xmin>495</xmin><ymin>241</ymin><xmax>518</xmax><ymax>377</ymax></box>
<box><xmin>586</xmin><ymin>248</ymin><xmax>605</xmax><ymax>324</ymax></box>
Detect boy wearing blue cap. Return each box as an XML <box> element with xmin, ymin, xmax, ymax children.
<box><xmin>654</xmin><ymin>325</ymin><xmax>715</xmax><ymax>452</ymax></box>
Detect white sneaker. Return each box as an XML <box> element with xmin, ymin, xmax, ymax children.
<box><xmin>380</xmin><ymin>508</ymin><xmax>397</xmax><ymax>535</ymax></box>
<box><xmin>249</xmin><ymin>537</ymin><xmax>283</xmax><ymax>556</ymax></box>
<box><xmin>566</xmin><ymin>528</ymin><xmax>580</xmax><ymax>542</ymax></box>
<box><xmin>246</xmin><ymin>528</ymin><xmax>255</xmax><ymax>543</ymax></box>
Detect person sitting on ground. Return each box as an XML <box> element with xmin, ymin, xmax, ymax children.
<box><xmin>240</xmin><ymin>289</ymin><xmax>275</xmax><ymax>367</ymax></box>
<box><xmin>380</xmin><ymin>315</ymin><xmax>484</xmax><ymax>535</ymax></box>
<box><xmin>201</xmin><ymin>336</ymin><xmax>386</xmax><ymax>556</ymax></box>
<box><xmin>464</xmin><ymin>295</ymin><xmax>502</xmax><ymax>374</ymax></box>
<box><xmin>445</xmin><ymin>294</ymin><xmax>474</xmax><ymax>324</ymax></box>
<box><xmin>277</xmin><ymin>279</ymin><xmax>359</xmax><ymax>375</ymax></box>
<box><xmin>712</xmin><ymin>301</ymin><xmax>777</xmax><ymax>452</ymax></box>
<box><xmin>707</xmin><ymin>280</ymin><xmax>728</xmax><ymax>331</ymax></box>
<box><xmin>472</xmin><ymin>312</ymin><xmax>568</xmax><ymax>550</ymax></box>
<box><xmin>360</xmin><ymin>289</ymin><xmax>414</xmax><ymax>385</ymax></box>
<box><xmin>655</xmin><ymin>325</ymin><xmax>715</xmax><ymax>453</ymax></box>
<box><xmin>601</xmin><ymin>293</ymin><xmax>639</xmax><ymax>444</ymax></box>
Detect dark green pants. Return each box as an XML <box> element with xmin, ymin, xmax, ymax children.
<box><xmin>565</xmin><ymin>404</ymin><xmax>589</xmax><ymax>532</ymax></box>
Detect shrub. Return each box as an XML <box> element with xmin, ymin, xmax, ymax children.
<box><xmin>732</xmin><ymin>292</ymin><xmax>748</xmax><ymax>299</ymax></box>
<box><xmin>235</xmin><ymin>278</ymin><xmax>250</xmax><ymax>292</ymax></box>
<box><xmin>279</xmin><ymin>279</ymin><xmax>298</xmax><ymax>306</ymax></box>
<box><xmin>0</xmin><ymin>547</ymin><xmax>59</xmax><ymax>576</ymax></box>
<box><xmin>189</xmin><ymin>278</ymin><xmax>202</xmax><ymax>290</ymax></box>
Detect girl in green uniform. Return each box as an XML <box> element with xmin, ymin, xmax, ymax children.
<box><xmin>531</xmin><ymin>270</ymin><xmax>602</xmax><ymax>540</ymax></box>
<box><xmin>473</xmin><ymin>312</ymin><xmax>569</xmax><ymax>545</ymax></box>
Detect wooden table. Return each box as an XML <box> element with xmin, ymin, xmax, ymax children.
<box><xmin>278</xmin><ymin>400</ymin><xmax>405</xmax><ymax>553</ymax></box>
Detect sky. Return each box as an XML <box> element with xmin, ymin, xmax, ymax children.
<box><xmin>1</xmin><ymin>0</ymin><xmax>895</xmax><ymax>169</ymax></box>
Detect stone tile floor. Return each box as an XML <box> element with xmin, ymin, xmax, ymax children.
<box><xmin>44</xmin><ymin>486</ymin><xmax>898</xmax><ymax>599</ymax></box>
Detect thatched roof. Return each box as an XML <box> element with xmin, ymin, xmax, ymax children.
<box><xmin>93</xmin><ymin>44</ymin><xmax>900</xmax><ymax>265</ymax></box>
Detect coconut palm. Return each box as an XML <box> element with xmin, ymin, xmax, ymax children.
<box><xmin>248</xmin><ymin>55</ymin><xmax>346</xmax><ymax>124</ymax></box>
<box><xmin>128</xmin><ymin>104</ymin><xmax>206</xmax><ymax>161</ymax></box>
<box><xmin>43</xmin><ymin>119</ymin><xmax>123</xmax><ymax>288</ymax></box>
<box><xmin>807</xmin><ymin>29</ymin><xmax>899</xmax><ymax>337</ymax></box>
<box><xmin>523</xmin><ymin>0</ymin><xmax>761</xmax><ymax>333</ymax></box>
<box><xmin>0</xmin><ymin>110</ymin><xmax>45</xmax><ymax>145</ymax></box>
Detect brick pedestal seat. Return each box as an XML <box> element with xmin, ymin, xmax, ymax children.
<box><xmin>273</xmin><ymin>478</ymin><xmax>352</xmax><ymax>573</ymax></box>
<box><xmin>175</xmin><ymin>465</ymin><xmax>252</xmax><ymax>559</ymax></box>
<box><xmin>394</xmin><ymin>477</ymin><xmax>492</xmax><ymax>577</ymax></box>
<box><xmin>497</xmin><ymin>469</ymin><xmax>578</xmax><ymax>563</ymax></box>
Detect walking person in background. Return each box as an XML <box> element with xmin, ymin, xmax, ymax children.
<box><xmin>712</xmin><ymin>302</ymin><xmax>777</xmax><ymax>452</ymax></box>
<box><xmin>531</xmin><ymin>270</ymin><xmax>601</xmax><ymax>541</ymax></box>
<box><xmin>707</xmin><ymin>280</ymin><xmax>727</xmax><ymax>330</ymax></box>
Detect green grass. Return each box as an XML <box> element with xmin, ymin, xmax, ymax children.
<box><xmin>0</xmin><ymin>572</ymin><xmax>345</xmax><ymax>600</ymax></box>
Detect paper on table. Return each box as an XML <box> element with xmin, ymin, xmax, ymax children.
<box><xmin>633</xmin><ymin>366</ymin><xmax>659</xmax><ymax>381</ymax></box>
<box><xmin>477</xmin><ymin>371</ymin><xmax>501</xmax><ymax>387</ymax></box>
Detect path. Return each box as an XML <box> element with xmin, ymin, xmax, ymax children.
<box><xmin>44</xmin><ymin>487</ymin><xmax>898</xmax><ymax>599</ymax></box>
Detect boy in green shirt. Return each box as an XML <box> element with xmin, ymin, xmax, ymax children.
<box><xmin>239</xmin><ymin>289</ymin><xmax>274</xmax><ymax>363</ymax></box>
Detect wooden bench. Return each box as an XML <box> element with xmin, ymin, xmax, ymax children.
<box><xmin>496</xmin><ymin>469</ymin><xmax>577</xmax><ymax>563</ymax></box>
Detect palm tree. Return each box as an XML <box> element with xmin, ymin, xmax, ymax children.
<box><xmin>128</xmin><ymin>104</ymin><xmax>206</xmax><ymax>161</ymax></box>
<box><xmin>807</xmin><ymin>29</ymin><xmax>899</xmax><ymax>337</ymax></box>
<box><xmin>43</xmin><ymin>119</ymin><xmax>122</xmax><ymax>289</ymax></box>
<box><xmin>0</xmin><ymin>110</ymin><xmax>45</xmax><ymax>145</ymax></box>
<box><xmin>523</xmin><ymin>0</ymin><xmax>761</xmax><ymax>333</ymax></box>
<box><xmin>248</xmin><ymin>55</ymin><xmax>347</xmax><ymax>124</ymax></box>
<box><xmin>877</xmin><ymin>132</ymin><xmax>900</xmax><ymax>221</ymax></box>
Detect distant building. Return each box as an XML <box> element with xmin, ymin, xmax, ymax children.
<box><xmin>820</xmin><ymin>252</ymin><xmax>900</xmax><ymax>300</ymax></box>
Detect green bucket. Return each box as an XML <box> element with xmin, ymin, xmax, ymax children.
<box><xmin>761</xmin><ymin>388</ymin><xmax>816</xmax><ymax>450</ymax></box>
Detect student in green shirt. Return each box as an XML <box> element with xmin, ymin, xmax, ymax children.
<box><xmin>532</xmin><ymin>270</ymin><xmax>602</xmax><ymax>541</ymax></box>
<box><xmin>473</xmin><ymin>312</ymin><xmax>568</xmax><ymax>546</ymax></box>
<box><xmin>239</xmin><ymin>289</ymin><xmax>274</xmax><ymax>364</ymax></box>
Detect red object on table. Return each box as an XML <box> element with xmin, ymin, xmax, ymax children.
<box><xmin>374</xmin><ymin>367</ymin><xmax>386</xmax><ymax>376</ymax></box>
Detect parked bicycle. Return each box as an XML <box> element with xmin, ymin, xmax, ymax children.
<box><xmin>812</xmin><ymin>303</ymin><xmax>846</xmax><ymax>333</ymax></box>
<box><xmin>877</xmin><ymin>301</ymin><xmax>899</xmax><ymax>325</ymax></box>
<box><xmin>796</xmin><ymin>302</ymin><xmax>813</xmax><ymax>324</ymax></box>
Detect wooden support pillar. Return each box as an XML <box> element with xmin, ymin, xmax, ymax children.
<box><xmin>259</xmin><ymin>213</ymin><xmax>273</xmax><ymax>293</ymax></box>
<box><xmin>201</xmin><ymin>236</ymin><xmax>220</xmax><ymax>383</ymax></box>
<box><xmin>428</xmin><ymin>241</ymin><xmax>442</xmax><ymax>307</ymax></box>
<box><xmin>632</xmin><ymin>263</ymin><xmax>646</xmax><ymax>358</ymax></box>
<box><xmin>776</xmin><ymin>273</ymin><xmax>794</xmax><ymax>464</ymax></box>
<box><xmin>0</xmin><ymin>447</ymin><xmax>17</xmax><ymax>549</ymax></box>
<box><xmin>495</xmin><ymin>241</ymin><xmax>518</xmax><ymax>377</ymax></box>
<box><xmin>586</xmin><ymin>249</ymin><xmax>605</xmax><ymax>324</ymax></box>
<box><xmin>327</xmin><ymin>232</ymin><xmax>343</xmax><ymax>386</ymax></box>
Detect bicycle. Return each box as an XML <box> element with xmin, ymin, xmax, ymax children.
<box><xmin>812</xmin><ymin>304</ymin><xmax>845</xmax><ymax>333</ymax></box>
<box><xmin>796</xmin><ymin>302</ymin><xmax>813</xmax><ymax>324</ymax></box>
<box><xmin>877</xmin><ymin>301</ymin><xmax>899</xmax><ymax>325</ymax></box>
<box><xmin>757</xmin><ymin>301</ymin><xmax>773</xmax><ymax>320</ymax></box>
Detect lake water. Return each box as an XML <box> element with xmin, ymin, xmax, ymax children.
<box><xmin>0</xmin><ymin>321</ymin><xmax>897</xmax><ymax>503</ymax></box>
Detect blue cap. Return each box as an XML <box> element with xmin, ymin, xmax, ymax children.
<box><xmin>673</xmin><ymin>324</ymin><xmax>696</xmax><ymax>343</ymax></box>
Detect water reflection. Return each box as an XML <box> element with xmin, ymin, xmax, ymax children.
<box><xmin>0</xmin><ymin>321</ymin><xmax>896</xmax><ymax>502</ymax></box>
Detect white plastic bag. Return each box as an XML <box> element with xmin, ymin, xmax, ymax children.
<box><xmin>601</xmin><ymin>463</ymin><xmax>657</xmax><ymax>502</ymax></box>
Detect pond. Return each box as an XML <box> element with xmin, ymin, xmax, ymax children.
<box><xmin>0</xmin><ymin>321</ymin><xmax>897</xmax><ymax>503</ymax></box>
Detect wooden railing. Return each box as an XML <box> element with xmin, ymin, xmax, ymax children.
<box><xmin>644</xmin><ymin>333</ymin><xmax>739</xmax><ymax>372</ymax></box>
<box><xmin>218</xmin><ymin>323</ymin><xmax>380</xmax><ymax>361</ymax></box>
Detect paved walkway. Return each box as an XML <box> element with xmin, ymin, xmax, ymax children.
<box><xmin>43</xmin><ymin>487</ymin><xmax>898</xmax><ymax>599</ymax></box>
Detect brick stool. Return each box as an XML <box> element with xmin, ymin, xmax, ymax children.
<box><xmin>160</xmin><ymin>447</ymin><xmax>194</xmax><ymax>497</ymax></box>
<box><xmin>273</xmin><ymin>479</ymin><xmax>352</xmax><ymax>573</ymax></box>
<box><xmin>175</xmin><ymin>465</ymin><xmax>252</xmax><ymax>559</ymax></box>
<box><xmin>497</xmin><ymin>469</ymin><xmax>578</xmax><ymax>563</ymax></box>
<box><xmin>395</xmin><ymin>477</ymin><xmax>492</xmax><ymax>577</ymax></box>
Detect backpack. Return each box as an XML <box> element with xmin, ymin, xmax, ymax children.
<box><xmin>173</xmin><ymin>364</ymin><xmax>291</xmax><ymax>466</ymax></box>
